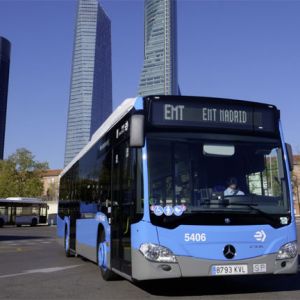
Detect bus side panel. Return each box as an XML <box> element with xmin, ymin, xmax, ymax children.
<box><xmin>0</xmin><ymin>214</ymin><xmax>8</xmax><ymax>225</ymax></box>
<box><xmin>16</xmin><ymin>215</ymin><xmax>36</xmax><ymax>225</ymax></box>
<box><xmin>76</xmin><ymin>214</ymin><xmax>111</xmax><ymax>265</ymax></box>
<box><xmin>56</xmin><ymin>215</ymin><xmax>65</xmax><ymax>246</ymax></box>
<box><xmin>76</xmin><ymin>219</ymin><xmax>99</xmax><ymax>262</ymax></box>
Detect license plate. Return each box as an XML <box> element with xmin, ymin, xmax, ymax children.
<box><xmin>211</xmin><ymin>264</ymin><xmax>248</xmax><ymax>276</ymax></box>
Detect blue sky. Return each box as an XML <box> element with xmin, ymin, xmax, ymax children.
<box><xmin>0</xmin><ymin>0</ymin><xmax>300</xmax><ymax>169</ymax></box>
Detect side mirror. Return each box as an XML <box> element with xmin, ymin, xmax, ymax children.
<box><xmin>285</xmin><ymin>143</ymin><xmax>294</xmax><ymax>171</ymax></box>
<box><xmin>129</xmin><ymin>114</ymin><xmax>145</xmax><ymax>147</ymax></box>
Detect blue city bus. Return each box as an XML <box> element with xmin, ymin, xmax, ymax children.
<box><xmin>57</xmin><ymin>95</ymin><xmax>298</xmax><ymax>281</ymax></box>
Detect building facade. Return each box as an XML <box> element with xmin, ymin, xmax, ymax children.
<box><xmin>0</xmin><ymin>37</ymin><xmax>11</xmax><ymax>160</ymax></box>
<box><xmin>41</xmin><ymin>169</ymin><xmax>62</xmax><ymax>202</ymax></box>
<box><xmin>40</xmin><ymin>169</ymin><xmax>62</xmax><ymax>225</ymax></box>
<box><xmin>64</xmin><ymin>0</ymin><xmax>112</xmax><ymax>167</ymax></box>
<box><xmin>138</xmin><ymin>0</ymin><xmax>179</xmax><ymax>96</ymax></box>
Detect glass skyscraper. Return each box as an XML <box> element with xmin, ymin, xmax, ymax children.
<box><xmin>0</xmin><ymin>37</ymin><xmax>11</xmax><ymax>160</ymax></box>
<box><xmin>64</xmin><ymin>0</ymin><xmax>112</xmax><ymax>167</ymax></box>
<box><xmin>138</xmin><ymin>0</ymin><xmax>179</xmax><ymax>96</ymax></box>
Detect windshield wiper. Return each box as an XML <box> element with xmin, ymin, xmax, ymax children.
<box><xmin>223</xmin><ymin>200</ymin><xmax>277</xmax><ymax>223</ymax></box>
<box><xmin>195</xmin><ymin>192</ymin><xmax>279</xmax><ymax>221</ymax></box>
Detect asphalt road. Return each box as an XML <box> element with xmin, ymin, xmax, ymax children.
<box><xmin>0</xmin><ymin>222</ymin><xmax>299</xmax><ymax>300</ymax></box>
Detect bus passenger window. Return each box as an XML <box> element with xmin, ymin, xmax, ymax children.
<box><xmin>32</xmin><ymin>206</ymin><xmax>39</xmax><ymax>216</ymax></box>
<box><xmin>16</xmin><ymin>207</ymin><xmax>22</xmax><ymax>216</ymax></box>
<box><xmin>0</xmin><ymin>206</ymin><xmax>6</xmax><ymax>215</ymax></box>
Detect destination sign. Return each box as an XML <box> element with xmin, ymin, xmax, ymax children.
<box><xmin>150</xmin><ymin>100</ymin><xmax>277</xmax><ymax>133</ymax></box>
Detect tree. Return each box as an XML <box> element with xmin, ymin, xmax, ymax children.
<box><xmin>0</xmin><ymin>148</ymin><xmax>49</xmax><ymax>198</ymax></box>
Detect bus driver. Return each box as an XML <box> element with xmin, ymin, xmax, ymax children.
<box><xmin>224</xmin><ymin>177</ymin><xmax>245</xmax><ymax>196</ymax></box>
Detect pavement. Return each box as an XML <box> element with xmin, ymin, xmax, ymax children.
<box><xmin>0</xmin><ymin>225</ymin><xmax>299</xmax><ymax>300</ymax></box>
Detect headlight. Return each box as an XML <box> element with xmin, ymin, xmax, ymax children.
<box><xmin>276</xmin><ymin>241</ymin><xmax>298</xmax><ymax>260</ymax></box>
<box><xmin>139</xmin><ymin>243</ymin><xmax>177</xmax><ymax>263</ymax></box>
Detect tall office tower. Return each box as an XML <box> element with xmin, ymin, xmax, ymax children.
<box><xmin>138</xmin><ymin>0</ymin><xmax>179</xmax><ymax>96</ymax></box>
<box><xmin>64</xmin><ymin>0</ymin><xmax>112</xmax><ymax>167</ymax></box>
<box><xmin>0</xmin><ymin>37</ymin><xmax>11</xmax><ymax>160</ymax></box>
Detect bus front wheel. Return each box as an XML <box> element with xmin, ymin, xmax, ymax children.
<box><xmin>0</xmin><ymin>218</ymin><xmax>4</xmax><ymax>228</ymax></box>
<box><xmin>97</xmin><ymin>231</ymin><xmax>115</xmax><ymax>281</ymax></box>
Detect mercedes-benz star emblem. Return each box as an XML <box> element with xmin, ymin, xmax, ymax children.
<box><xmin>224</xmin><ymin>218</ymin><xmax>231</xmax><ymax>224</ymax></box>
<box><xmin>223</xmin><ymin>244</ymin><xmax>236</xmax><ymax>259</ymax></box>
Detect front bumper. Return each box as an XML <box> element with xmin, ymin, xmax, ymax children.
<box><xmin>132</xmin><ymin>250</ymin><xmax>298</xmax><ymax>281</ymax></box>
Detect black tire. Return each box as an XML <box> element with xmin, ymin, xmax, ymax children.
<box><xmin>31</xmin><ymin>218</ymin><xmax>37</xmax><ymax>227</ymax></box>
<box><xmin>64</xmin><ymin>226</ymin><xmax>71</xmax><ymax>257</ymax></box>
<box><xmin>17</xmin><ymin>224</ymin><xmax>21</xmax><ymax>227</ymax></box>
<box><xmin>0</xmin><ymin>218</ymin><xmax>4</xmax><ymax>228</ymax></box>
<box><xmin>97</xmin><ymin>230</ymin><xmax>116</xmax><ymax>281</ymax></box>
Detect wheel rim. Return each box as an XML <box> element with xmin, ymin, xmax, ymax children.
<box><xmin>98</xmin><ymin>242</ymin><xmax>107</xmax><ymax>270</ymax></box>
<box><xmin>65</xmin><ymin>235</ymin><xmax>69</xmax><ymax>252</ymax></box>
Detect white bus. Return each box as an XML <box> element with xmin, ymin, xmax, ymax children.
<box><xmin>0</xmin><ymin>197</ymin><xmax>48</xmax><ymax>227</ymax></box>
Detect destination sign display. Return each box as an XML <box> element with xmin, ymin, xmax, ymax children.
<box><xmin>150</xmin><ymin>99</ymin><xmax>277</xmax><ymax>133</ymax></box>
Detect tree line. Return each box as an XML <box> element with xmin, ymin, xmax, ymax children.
<box><xmin>0</xmin><ymin>148</ymin><xmax>49</xmax><ymax>198</ymax></box>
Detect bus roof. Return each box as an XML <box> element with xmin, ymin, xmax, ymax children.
<box><xmin>0</xmin><ymin>197</ymin><xmax>45</xmax><ymax>204</ymax></box>
<box><xmin>144</xmin><ymin>95</ymin><xmax>278</xmax><ymax>110</ymax></box>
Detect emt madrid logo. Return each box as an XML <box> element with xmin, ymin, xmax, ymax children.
<box><xmin>254</xmin><ymin>230</ymin><xmax>266</xmax><ymax>242</ymax></box>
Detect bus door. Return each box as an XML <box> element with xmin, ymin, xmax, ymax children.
<box><xmin>111</xmin><ymin>142</ymin><xmax>135</xmax><ymax>275</ymax></box>
<box><xmin>8</xmin><ymin>205</ymin><xmax>16</xmax><ymax>224</ymax></box>
<box><xmin>69</xmin><ymin>162</ymin><xmax>80</xmax><ymax>251</ymax></box>
<box><xmin>69</xmin><ymin>201</ymin><xmax>79</xmax><ymax>251</ymax></box>
<box><xmin>39</xmin><ymin>205</ymin><xmax>48</xmax><ymax>224</ymax></box>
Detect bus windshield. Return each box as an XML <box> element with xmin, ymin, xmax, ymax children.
<box><xmin>147</xmin><ymin>133</ymin><xmax>290</xmax><ymax>226</ymax></box>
